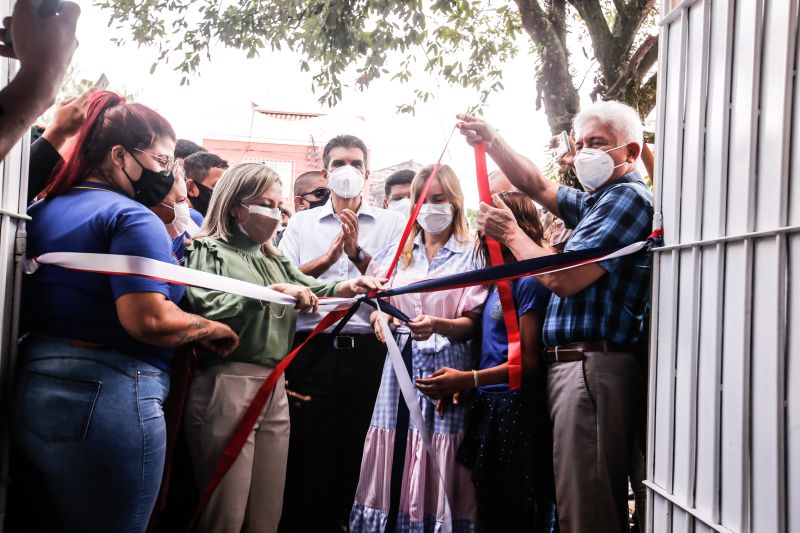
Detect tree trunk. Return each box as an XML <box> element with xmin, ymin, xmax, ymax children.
<box><xmin>516</xmin><ymin>0</ymin><xmax>658</xmax><ymax>131</ymax></box>
<box><xmin>515</xmin><ymin>0</ymin><xmax>580</xmax><ymax>135</ymax></box>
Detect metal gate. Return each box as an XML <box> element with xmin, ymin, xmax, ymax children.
<box><xmin>648</xmin><ymin>0</ymin><xmax>799</xmax><ymax>532</ymax></box>
<box><xmin>0</xmin><ymin>0</ymin><xmax>31</xmax><ymax>528</ymax></box>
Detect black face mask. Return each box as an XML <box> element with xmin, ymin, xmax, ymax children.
<box><xmin>300</xmin><ymin>187</ymin><xmax>330</xmax><ymax>209</ymax></box>
<box><xmin>189</xmin><ymin>182</ymin><xmax>213</xmax><ymax>216</ymax></box>
<box><xmin>123</xmin><ymin>152</ymin><xmax>175</xmax><ymax>207</ymax></box>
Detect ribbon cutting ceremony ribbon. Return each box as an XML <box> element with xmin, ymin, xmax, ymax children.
<box><xmin>375</xmin><ymin>301</ymin><xmax>453</xmax><ymax>533</ymax></box>
<box><xmin>376</xmin><ymin>238</ymin><xmax>656</xmax><ymax>299</ymax></box>
<box><xmin>186</xmin><ymin>308</ymin><xmax>349</xmax><ymax>531</ymax></box>
<box><xmin>24</xmin><ymin>232</ymin><xmax>658</xmax><ymax>531</ymax></box>
<box><xmin>474</xmin><ymin>143</ymin><xmax>523</xmax><ymax>389</ymax></box>
<box><xmin>24</xmin><ymin>251</ymin><xmax>355</xmax><ymax>311</ymax></box>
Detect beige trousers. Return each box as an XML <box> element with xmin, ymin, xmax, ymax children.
<box><xmin>547</xmin><ymin>351</ymin><xmax>642</xmax><ymax>533</ymax></box>
<box><xmin>185</xmin><ymin>362</ymin><xmax>290</xmax><ymax>533</ymax></box>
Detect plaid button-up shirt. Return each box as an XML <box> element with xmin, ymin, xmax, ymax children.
<box><xmin>542</xmin><ymin>171</ymin><xmax>654</xmax><ymax>348</ymax></box>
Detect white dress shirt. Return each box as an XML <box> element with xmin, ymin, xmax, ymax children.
<box><xmin>278</xmin><ymin>198</ymin><xmax>406</xmax><ymax>333</ymax></box>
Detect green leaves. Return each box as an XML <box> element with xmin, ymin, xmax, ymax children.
<box><xmin>97</xmin><ymin>0</ymin><xmax>523</xmax><ymax>114</ymax></box>
<box><xmin>96</xmin><ymin>0</ymin><xmax>656</xmax><ymax>123</ymax></box>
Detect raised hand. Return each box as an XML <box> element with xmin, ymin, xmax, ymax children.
<box><xmin>456</xmin><ymin>114</ymin><xmax>499</xmax><ymax>150</ymax></box>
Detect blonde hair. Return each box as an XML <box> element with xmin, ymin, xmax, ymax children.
<box><xmin>400</xmin><ymin>164</ymin><xmax>471</xmax><ymax>269</ymax></box>
<box><xmin>196</xmin><ymin>162</ymin><xmax>283</xmax><ymax>257</ymax></box>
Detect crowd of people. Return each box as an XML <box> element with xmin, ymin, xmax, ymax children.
<box><xmin>3</xmin><ymin>2</ymin><xmax>655</xmax><ymax>533</ymax></box>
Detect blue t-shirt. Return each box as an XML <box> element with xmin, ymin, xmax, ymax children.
<box><xmin>172</xmin><ymin>208</ymin><xmax>204</xmax><ymax>264</ymax></box>
<box><xmin>26</xmin><ymin>181</ymin><xmax>185</xmax><ymax>370</ymax></box>
<box><xmin>189</xmin><ymin>207</ymin><xmax>204</xmax><ymax>226</ymax></box>
<box><xmin>479</xmin><ymin>276</ymin><xmax>551</xmax><ymax>393</ymax></box>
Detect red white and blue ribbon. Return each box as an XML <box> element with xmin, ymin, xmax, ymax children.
<box><xmin>23</xmin><ymin>129</ymin><xmax>662</xmax><ymax>531</ymax></box>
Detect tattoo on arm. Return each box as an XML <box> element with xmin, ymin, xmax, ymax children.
<box><xmin>176</xmin><ymin>314</ymin><xmax>209</xmax><ymax>345</ymax></box>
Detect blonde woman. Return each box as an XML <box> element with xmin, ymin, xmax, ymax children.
<box><xmin>183</xmin><ymin>163</ymin><xmax>384</xmax><ymax>533</ymax></box>
<box><xmin>350</xmin><ymin>165</ymin><xmax>487</xmax><ymax>532</ymax></box>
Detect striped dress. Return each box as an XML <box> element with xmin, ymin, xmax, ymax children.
<box><xmin>350</xmin><ymin>233</ymin><xmax>487</xmax><ymax>532</ymax></box>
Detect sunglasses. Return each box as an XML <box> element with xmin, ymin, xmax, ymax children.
<box><xmin>300</xmin><ymin>187</ymin><xmax>331</xmax><ymax>201</ymax></box>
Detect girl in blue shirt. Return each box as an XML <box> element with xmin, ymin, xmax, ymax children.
<box><xmin>13</xmin><ymin>91</ymin><xmax>238</xmax><ymax>533</ymax></box>
<box><xmin>417</xmin><ymin>191</ymin><xmax>556</xmax><ymax>532</ymax></box>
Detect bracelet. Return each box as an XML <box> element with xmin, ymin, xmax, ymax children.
<box><xmin>472</xmin><ymin>369</ymin><xmax>479</xmax><ymax>388</ymax></box>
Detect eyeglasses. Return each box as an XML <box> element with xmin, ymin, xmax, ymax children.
<box><xmin>300</xmin><ymin>187</ymin><xmax>330</xmax><ymax>201</ymax></box>
<box><xmin>135</xmin><ymin>148</ymin><xmax>180</xmax><ymax>175</ymax></box>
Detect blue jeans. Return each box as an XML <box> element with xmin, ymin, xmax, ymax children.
<box><xmin>12</xmin><ymin>336</ymin><xmax>170</xmax><ymax>533</ymax></box>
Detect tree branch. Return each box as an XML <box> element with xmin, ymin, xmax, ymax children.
<box><xmin>635</xmin><ymin>34</ymin><xmax>659</xmax><ymax>78</ymax></box>
<box><xmin>604</xmin><ymin>33</ymin><xmax>658</xmax><ymax>100</ymax></box>
<box><xmin>614</xmin><ymin>0</ymin><xmax>656</xmax><ymax>61</ymax></box>
<box><xmin>639</xmin><ymin>71</ymin><xmax>658</xmax><ymax>118</ymax></box>
<box><xmin>567</xmin><ymin>0</ymin><xmax>614</xmax><ymax>73</ymax></box>
<box><xmin>549</xmin><ymin>0</ymin><xmax>568</xmax><ymax>52</ymax></box>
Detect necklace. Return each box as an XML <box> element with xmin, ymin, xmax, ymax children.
<box><xmin>236</xmin><ymin>249</ymin><xmax>287</xmax><ymax>319</ymax></box>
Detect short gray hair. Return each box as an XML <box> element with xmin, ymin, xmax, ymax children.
<box><xmin>574</xmin><ymin>100</ymin><xmax>643</xmax><ymax>146</ymax></box>
<box><xmin>196</xmin><ymin>162</ymin><xmax>283</xmax><ymax>257</ymax></box>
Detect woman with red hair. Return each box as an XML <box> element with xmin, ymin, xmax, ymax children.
<box><xmin>12</xmin><ymin>91</ymin><xmax>239</xmax><ymax>532</ymax></box>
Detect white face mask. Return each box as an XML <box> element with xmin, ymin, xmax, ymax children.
<box><xmin>162</xmin><ymin>201</ymin><xmax>193</xmax><ymax>235</ymax></box>
<box><xmin>239</xmin><ymin>203</ymin><xmax>281</xmax><ymax>243</ymax></box>
<box><xmin>387</xmin><ymin>197</ymin><xmax>411</xmax><ymax>215</ymax></box>
<box><xmin>416</xmin><ymin>203</ymin><xmax>453</xmax><ymax>234</ymax></box>
<box><xmin>573</xmin><ymin>144</ymin><xmax>629</xmax><ymax>192</ymax></box>
<box><xmin>245</xmin><ymin>204</ymin><xmax>282</xmax><ymax>220</ymax></box>
<box><xmin>328</xmin><ymin>165</ymin><xmax>364</xmax><ymax>199</ymax></box>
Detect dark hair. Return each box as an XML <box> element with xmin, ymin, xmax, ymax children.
<box><xmin>322</xmin><ymin>134</ymin><xmax>368</xmax><ymax>170</ymax></box>
<box><xmin>175</xmin><ymin>139</ymin><xmax>207</xmax><ymax>159</ymax></box>
<box><xmin>384</xmin><ymin>169</ymin><xmax>415</xmax><ymax>197</ymax></box>
<box><xmin>43</xmin><ymin>91</ymin><xmax>175</xmax><ymax>198</ymax></box>
<box><xmin>183</xmin><ymin>151</ymin><xmax>229</xmax><ymax>183</ymax></box>
<box><xmin>293</xmin><ymin>170</ymin><xmax>323</xmax><ymax>196</ymax></box>
<box><xmin>475</xmin><ymin>190</ymin><xmax>544</xmax><ymax>269</ymax></box>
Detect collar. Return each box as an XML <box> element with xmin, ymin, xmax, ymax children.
<box><xmin>225</xmin><ymin>228</ymin><xmax>263</xmax><ymax>257</ymax></box>
<box><xmin>413</xmin><ymin>231</ymin><xmax>473</xmax><ymax>254</ymax></box>
<box><xmin>586</xmin><ymin>170</ymin><xmax>644</xmax><ymax>206</ymax></box>
<box><xmin>318</xmin><ymin>197</ymin><xmax>377</xmax><ymax>221</ymax></box>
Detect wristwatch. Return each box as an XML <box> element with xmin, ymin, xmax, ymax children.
<box><xmin>348</xmin><ymin>246</ymin><xmax>366</xmax><ymax>263</ymax></box>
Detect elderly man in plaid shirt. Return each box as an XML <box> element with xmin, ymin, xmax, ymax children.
<box><xmin>458</xmin><ymin>100</ymin><xmax>654</xmax><ymax>533</ymax></box>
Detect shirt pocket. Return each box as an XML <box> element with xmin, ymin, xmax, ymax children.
<box><xmin>20</xmin><ymin>370</ymin><xmax>101</xmax><ymax>443</ymax></box>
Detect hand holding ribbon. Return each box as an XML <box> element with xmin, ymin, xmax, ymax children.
<box><xmin>478</xmin><ymin>194</ymin><xmax>520</xmax><ymax>245</ymax></box>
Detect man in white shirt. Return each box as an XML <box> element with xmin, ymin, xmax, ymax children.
<box><xmin>278</xmin><ymin>134</ymin><xmax>405</xmax><ymax>532</ymax></box>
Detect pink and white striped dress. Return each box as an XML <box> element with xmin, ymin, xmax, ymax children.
<box><xmin>350</xmin><ymin>232</ymin><xmax>487</xmax><ymax>533</ymax></box>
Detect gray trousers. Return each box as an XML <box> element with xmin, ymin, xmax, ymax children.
<box><xmin>547</xmin><ymin>351</ymin><xmax>642</xmax><ymax>533</ymax></box>
<box><xmin>185</xmin><ymin>362</ymin><xmax>290</xmax><ymax>533</ymax></box>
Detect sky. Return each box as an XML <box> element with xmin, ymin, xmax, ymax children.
<box><xmin>64</xmin><ymin>2</ymin><xmax>604</xmax><ymax>208</ymax></box>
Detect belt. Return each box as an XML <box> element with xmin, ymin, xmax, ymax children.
<box><xmin>301</xmin><ymin>333</ymin><xmax>374</xmax><ymax>351</ymax></box>
<box><xmin>295</xmin><ymin>331</ymin><xmax>378</xmax><ymax>350</ymax></box>
<box><xmin>543</xmin><ymin>341</ymin><xmax>633</xmax><ymax>363</ymax></box>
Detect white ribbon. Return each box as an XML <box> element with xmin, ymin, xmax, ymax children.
<box><xmin>375</xmin><ymin>300</ymin><xmax>453</xmax><ymax>533</ymax></box>
<box><xmin>536</xmin><ymin>240</ymin><xmax>649</xmax><ymax>275</ymax></box>
<box><xmin>25</xmin><ymin>252</ymin><xmax>356</xmax><ymax>311</ymax></box>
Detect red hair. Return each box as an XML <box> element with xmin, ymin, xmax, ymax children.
<box><xmin>42</xmin><ymin>91</ymin><xmax>176</xmax><ymax>198</ymax></box>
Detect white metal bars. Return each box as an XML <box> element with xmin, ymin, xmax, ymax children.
<box><xmin>648</xmin><ymin>1</ymin><xmax>800</xmax><ymax>532</ymax></box>
<box><xmin>0</xmin><ymin>0</ymin><xmax>32</xmax><ymax>528</ymax></box>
